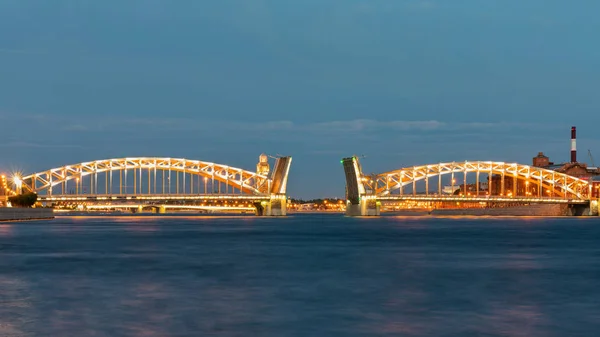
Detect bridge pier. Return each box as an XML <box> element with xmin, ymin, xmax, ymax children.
<box><xmin>151</xmin><ymin>205</ymin><xmax>166</xmax><ymax>214</ymax></box>
<box><xmin>130</xmin><ymin>205</ymin><xmax>143</xmax><ymax>213</ymax></box>
<box><xmin>254</xmin><ymin>194</ymin><xmax>287</xmax><ymax>216</ymax></box>
<box><xmin>590</xmin><ymin>200</ymin><xmax>599</xmax><ymax>216</ymax></box>
<box><xmin>268</xmin><ymin>194</ymin><xmax>287</xmax><ymax>216</ymax></box>
<box><xmin>342</xmin><ymin>156</ymin><xmax>381</xmax><ymax>216</ymax></box>
<box><xmin>346</xmin><ymin>196</ymin><xmax>380</xmax><ymax>216</ymax></box>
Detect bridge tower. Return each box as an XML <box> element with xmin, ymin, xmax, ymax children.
<box><xmin>257</xmin><ymin>153</ymin><xmax>270</xmax><ymax>176</ymax></box>
<box><xmin>342</xmin><ymin>156</ymin><xmax>380</xmax><ymax>216</ymax></box>
<box><xmin>256</xmin><ymin>153</ymin><xmax>271</xmax><ymax>195</ymax></box>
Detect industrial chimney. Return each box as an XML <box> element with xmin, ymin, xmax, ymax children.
<box><xmin>571</xmin><ymin>126</ymin><xmax>577</xmax><ymax>163</ymax></box>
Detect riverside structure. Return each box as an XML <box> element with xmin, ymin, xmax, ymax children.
<box><xmin>342</xmin><ymin>156</ymin><xmax>600</xmax><ymax>217</ymax></box>
<box><xmin>13</xmin><ymin>154</ymin><xmax>292</xmax><ymax>216</ymax></box>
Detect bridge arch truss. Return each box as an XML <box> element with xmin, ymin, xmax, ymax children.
<box><xmin>369</xmin><ymin>161</ymin><xmax>591</xmax><ymax>201</ymax></box>
<box><xmin>21</xmin><ymin>157</ymin><xmax>271</xmax><ymax>196</ymax></box>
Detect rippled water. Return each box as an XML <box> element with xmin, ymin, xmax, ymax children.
<box><xmin>1</xmin><ymin>214</ymin><xmax>600</xmax><ymax>336</ymax></box>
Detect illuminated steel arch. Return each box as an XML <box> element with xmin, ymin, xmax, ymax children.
<box><xmin>21</xmin><ymin>157</ymin><xmax>271</xmax><ymax>195</ymax></box>
<box><xmin>368</xmin><ymin>161</ymin><xmax>590</xmax><ymax>200</ymax></box>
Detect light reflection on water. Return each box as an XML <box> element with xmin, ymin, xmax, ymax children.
<box><xmin>0</xmin><ymin>223</ymin><xmax>13</xmax><ymax>237</ymax></box>
<box><xmin>1</xmin><ymin>214</ymin><xmax>600</xmax><ymax>336</ymax></box>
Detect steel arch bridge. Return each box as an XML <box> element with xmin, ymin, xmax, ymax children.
<box><xmin>342</xmin><ymin>157</ymin><xmax>594</xmax><ymax>216</ymax></box>
<box><xmin>19</xmin><ymin>156</ymin><xmax>292</xmax><ymax>216</ymax></box>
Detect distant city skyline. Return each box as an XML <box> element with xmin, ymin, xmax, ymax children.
<box><xmin>1</xmin><ymin>1</ymin><xmax>599</xmax><ymax>198</ymax></box>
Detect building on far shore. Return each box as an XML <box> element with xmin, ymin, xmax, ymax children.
<box><xmin>483</xmin><ymin>151</ymin><xmax>600</xmax><ymax>197</ymax></box>
<box><xmin>532</xmin><ymin>151</ymin><xmax>600</xmax><ymax>180</ymax></box>
<box><xmin>531</xmin><ymin>126</ymin><xmax>600</xmax><ymax>180</ymax></box>
<box><xmin>449</xmin><ymin>149</ymin><xmax>600</xmax><ymax>197</ymax></box>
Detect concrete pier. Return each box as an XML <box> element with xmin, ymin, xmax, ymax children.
<box><xmin>345</xmin><ymin>197</ymin><xmax>380</xmax><ymax>216</ymax></box>
<box><xmin>0</xmin><ymin>208</ymin><xmax>54</xmax><ymax>221</ymax></box>
<box><xmin>590</xmin><ymin>200</ymin><xmax>599</xmax><ymax>216</ymax></box>
<box><xmin>254</xmin><ymin>194</ymin><xmax>288</xmax><ymax>216</ymax></box>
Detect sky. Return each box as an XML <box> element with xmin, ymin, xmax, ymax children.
<box><xmin>1</xmin><ymin>0</ymin><xmax>599</xmax><ymax>199</ymax></box>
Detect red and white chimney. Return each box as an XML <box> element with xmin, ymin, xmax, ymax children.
<box><xmin>571</xmin><ymin>126</ymin><xmax>577</xmax><ymax>163</ymax></box>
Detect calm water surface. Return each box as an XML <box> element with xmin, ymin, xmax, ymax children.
<box><xmin>1</xmin><ymin>214</ymin><xmax>600</xmax><ymax>336</ymax></box>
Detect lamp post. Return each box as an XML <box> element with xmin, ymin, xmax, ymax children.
<box><xmin>204</xmin><ymin>177</ymin><xmax>208</xmax><ymax>194</ymax></box>
<box><xmin>12</xmin><ymin>175</ymin><xmax>22</xmax><ymax>195</ymax></box>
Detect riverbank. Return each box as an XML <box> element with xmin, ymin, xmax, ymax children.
<box><xmin>0</xmin><ymin>208</ymin><xmax>55</xmax><ymax>221</ymax></box>
<box><xmin>431</xmin><ymin>204</ymin><xmax>590</xmax><ymax>216</ymax></box>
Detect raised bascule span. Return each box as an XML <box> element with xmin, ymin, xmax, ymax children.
<box><xmin>19</xmin><ymin>155</ymin><xmax>292</xmax><ymax>216</ymax></box>
<box><xmin>342</xmin><ymin>156</ymin><xmax>599</xmax><ymax>216</ymax></box>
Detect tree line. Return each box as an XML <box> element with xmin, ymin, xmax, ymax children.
<box><xmin>8</xmin><ymin>192</ymin><xmax>38</xmax><ymax>207</ymax></box>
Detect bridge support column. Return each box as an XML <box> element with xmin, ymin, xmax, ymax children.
<box><xmin>342</xmin><ymin>156</ymin><xmax>380</xmax><ymax>216</ymax></box>
<box><xmin>268</xmin><ymin>194</ymin><xmax>287</xmax><ymax>216</ymax></box>
<box><xmin>346</xmin><ymin>196</ymin><xmax>380</xmax><ymax>216</ymax></box>
<box><xmin>590</xmin><ymin>200</ymin><xmax>599</xmax><ymax>216</ymax></box>
<box><xmin>254</xmin><ymin>195</ymin><xmax>287</xmax><ymax>216</ymax></box>
<box><xmin>152</xmin><ymin>205</ymin><xmax>166</xmax><ymax>214</ymax></box>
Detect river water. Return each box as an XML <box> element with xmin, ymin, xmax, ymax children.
<box><xmin>1</xmin><ymin>214</ymin><xmax>600</xmax><ymax>336</ymax></box>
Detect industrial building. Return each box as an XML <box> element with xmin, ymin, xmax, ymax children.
<box><xmin>448</xmin><ymin>126</ymin><xmax>600</xmax><ymax>196</ymax></box>
<box><xmin>485</xmin><ymin>126</ymin><xmax>600</xmax><ymax>196</ymax></box>
<box><xmin>531</xmin><ymin>127</ymin><xmax>600</xmax><ymax>180</ymax></box>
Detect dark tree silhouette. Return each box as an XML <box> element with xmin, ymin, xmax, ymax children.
<box><xmin>8</xmin><ymin>192</ymin><xmax>38</xmax><ymax>207</ymax></box>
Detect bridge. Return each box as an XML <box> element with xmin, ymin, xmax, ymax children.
<box><xmin>342</xmin><ymin>156</ymin><xmax>600</xmax><ymax>216</ymax></box>
<box><xmin>17</xmin><ymin>155</ymin><xmax>292</xmax><ymax>216</ymax></box>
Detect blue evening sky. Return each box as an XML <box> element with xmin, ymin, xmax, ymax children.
<box><xmin>1</xmin><ymin>0</ymin><xmax>599</xmax><ymax>198</ymax></box>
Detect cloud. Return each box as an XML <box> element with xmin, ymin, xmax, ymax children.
<box><xmin>406</xmin><ymin>0</ymin><xmax>437</xmax><ymax>11</ymax></box>
<box><xmin>0</xmin><ymin>142</ymin><xmax>85</xmax><ymax>149</ymax></box>
<box><xmin>263</xmin><ymin>121</ymin><xmax>294</xmax><ymax>130</ymax></box>
<box><xmin>3</xmin><ymin>111</ymin><xmax>558</xmax><ymax>135</ymax></box>
<box><xmin>308</xmin><ymin>149</ymin><xmax>349</xmax><ymax>156</ymax></box>
<box><xmin>226</xmin><ymin>120</ymin><xmax>294</xmax><ymax>131</ymax></box>
<box><xmin>308</xmin><ymin>119</ymin><xmax>444</xmax><ymax>132</ymax></box>
<box><xmin>305</xmin><ymin>119</ymin><xmax>544</xmax><ymax>133</ymax></box>
<box><xmin>0</xmin><ymin>48</ymin><xmax>48</xmax><ymax>55</ymax></box>
<box><xmin>62</xmin><ymin>124</ymin><xmax>89</xmax><ymax>131</ymax></box>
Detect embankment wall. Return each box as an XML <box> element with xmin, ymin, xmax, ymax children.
<box><xmin>430</xmin><ymin>204</ymin><xmax>584</xmax><ymax>217</ymax></box>
<box><xmin>0</xmin><ymin>208</ymin><xmax>54</xmax><ymax>221</ymax></box>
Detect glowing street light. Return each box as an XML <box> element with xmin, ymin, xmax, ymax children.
<box><xmin>12</xmin><ymin>174</ymin><xmax>22</xmax><ymax>194</ymax></box>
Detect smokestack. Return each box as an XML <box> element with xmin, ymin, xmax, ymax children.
<box><xmin>571</xmin><ymin>126</ymin><xmax>577</xmax><ymax>163</ymax></box>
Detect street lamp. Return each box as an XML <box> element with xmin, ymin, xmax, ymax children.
<box><xmin>204</xmin><ymin>177</ymin><xmax>208</xmax><ymax>194</ymax></box>
<box><xmin>12</xmin><ymin>175</ymin><xmax>22</xmax><ymax>194</ymax></box>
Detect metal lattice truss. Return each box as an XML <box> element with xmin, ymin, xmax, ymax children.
<box><xmin>366</xmin><ymin>161</ymin><xmax>591</xmax><ymax>200</ymax></box>
<box><xmin>21</xmin><ymin>157</ymin><xmax>270</xmax><ymax>195</ymax></box>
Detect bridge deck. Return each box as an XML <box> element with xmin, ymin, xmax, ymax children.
<box><xmin>38</xmin><ymin>194</ymin><xmax>271</xmax><ymax>202</ymax></box>
<box><xmin>378</xmin><ymin>195</ymin><xmax>589</xmax><ymax>204</ymax></box>
<box><xmin>83</xmin><ymin>204</ymin><xmax>255</xmax><ymax>211</ymax></box>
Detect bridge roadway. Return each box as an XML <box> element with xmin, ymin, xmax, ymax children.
<box><xmin>375</xmin><ymin>194</ymin><xmax>589</xmax><ymax>204</ymax></box>
<box><xmin>38</xmin><ymin>193</ymin><xmax>284</xmax><ymax>215</ymax></box>
<box><xmin>83</xmin><ymin>204</ymin><xmax>255</xmax><ymax>213</ymax></box>
<box><xmin>37</xmin><ymin>193</ymin><xmax>268</xmax><ymax>203</ymax></box>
